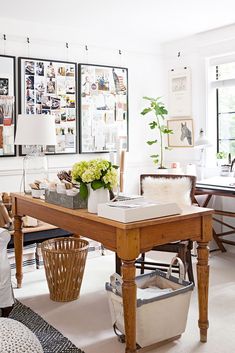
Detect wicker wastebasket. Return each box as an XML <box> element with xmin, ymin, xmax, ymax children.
<box><xmin>41</xmin><ymin>237</ymin><xmax>89</xmax><ymax>302</ymax></box>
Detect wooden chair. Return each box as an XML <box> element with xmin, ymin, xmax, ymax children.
<box><xmin>134</xmin><ymin>174</ymin><xmax>196</xmax><ymax>283</ymax></box>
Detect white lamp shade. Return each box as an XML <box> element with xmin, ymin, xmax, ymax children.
<box><xmin>14</xmin><ymin>114</ymin><xmax>57</xmax><ymax>146</ymax></box>
<box><xmin>194</xmin><ymin>129</ymin><xmax>212</xmax><ymax>148</ymax></box>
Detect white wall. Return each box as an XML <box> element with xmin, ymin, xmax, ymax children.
<box><xmin>0</xmin><ymin>18</ymin><xmax>165</xmax><ymax>194</ymax></box>
<box><xmin>4</xmin><ymin>20</ymin><xmax>235</xmax><ymax>194</ymax></box>
<box><xmin>162</xmin><ymin>24</ymin><xmax>235</xmax><ymax>177</ymax></box>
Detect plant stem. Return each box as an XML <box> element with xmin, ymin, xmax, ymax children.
<box><xmin>156</xmin><ymin>115</ymin><xmax>163</xmax><ymax>168</ymax></box>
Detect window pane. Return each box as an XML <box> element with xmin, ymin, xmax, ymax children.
<box><xmin>216</xmin><ymin>62</ymin><xmax>235</xmax><ymax>80</ymax></box>
<box><xmin>218</xmin><ymin>113</ymin><xmax>235</xmax><ymax>139</ymax></box>
<box><xmin>216</xmin><ymin>61</ymin><xmax>235</xmax><ymax>155</ymax></box>
<box><xmin>218</xmin><ymin>87</ymin><xmax>235</xmax><ymax>113</ymax></box>
<box><xmin>219</xmin><ymin>140</ymin><xmax>235</xmax><ymax>155</ymax></box>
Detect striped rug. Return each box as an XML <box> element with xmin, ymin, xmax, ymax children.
<box><xmin>9</xmin><ymin>300</ymin><xmax>85</xmax><ymax>353</ymax></box>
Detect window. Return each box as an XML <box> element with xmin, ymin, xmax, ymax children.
<box><xmin>214</xmin><ymin>62</ymin><xmax>235</xmax><ymax>155</ymax></box>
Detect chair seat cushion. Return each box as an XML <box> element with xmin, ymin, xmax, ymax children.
<box><xmin>142</xmin><ymin>176</ymin><xmax>192</xmax><ymax>207</ymax></box>
<box><xmin>0</xmin><ymin>317</ymin><xmax>43</xmax><ymax>353</ymax></box>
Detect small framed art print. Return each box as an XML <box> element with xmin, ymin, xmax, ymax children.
<box><xmin>167</xmin><ymin>118</ymin><xmax>194</xmax><ymax>147</ymax></box>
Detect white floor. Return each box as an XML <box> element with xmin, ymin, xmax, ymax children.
<box><xmin>13</xmin><ymin>248</ymin><xmax>235</xmax><ymax>353</ymax></box>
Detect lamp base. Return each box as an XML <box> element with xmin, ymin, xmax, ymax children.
<box><xmin>23</xmin><ymin>146</ymin><xmax>48</xmax><ymax>194</ymax></box>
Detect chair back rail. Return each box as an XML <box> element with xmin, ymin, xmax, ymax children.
<box><xmin>140</xmin><ymin>174</ymin><xmax>196</xmax><ymax>204</ymax></box>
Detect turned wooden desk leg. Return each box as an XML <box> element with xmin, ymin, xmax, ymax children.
<box><xmin>122</xmin><ymin>259</ymin><xmax>137</xmax><ymax>353</ymax></box>
<box><xmin>197</xmin><ymin>241</ymin><xmax>209</xmax><ymax>342</ymax></box>
<box><xmin>14</xmin><ymin>215</ymin><xmax>23</xmax><ymax>288</ymax></box>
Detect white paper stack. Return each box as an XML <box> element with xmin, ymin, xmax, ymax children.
<box><xmin>98</xmin><ymin>198</ymin><xmax>182</xmax><ymax>223</ymax></box>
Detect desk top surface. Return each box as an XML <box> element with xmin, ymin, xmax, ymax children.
<box><xmin>11</xmin><ymin>192</ymin><xmax>213</xmax><ymax>230</ymax></box>
<box><xmin>196</xmin><ymin>176</ymin><xmax>235</xmax><ymax>193</ymax></box>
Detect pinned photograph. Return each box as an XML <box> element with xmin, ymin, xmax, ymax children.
<box><xmin>26</xmin><ymin>89</ymin><xmax>34</xmax><ymax>103</ymax></box>
<box><xmin>112</xmin><ymin>68</ymin><xmax>126</xmax><ymax>94</ymax></box>
<box><xmin>58</xmin><ymin>66</ymin><xmax>66</xmax><ymax>76</ymax></box>
<box><xmin>67</xmin><ymin>108</ymin><xmax>76</xmax><ymax>121</ymax></box>
<box><xmin>42</xmin><ymin>95</ymin><xmax>52</xmax><ymax>109</ymax></box>
<box><xmin>26</xmin><ymin>102</ymin><xmax>35</xmax><ymax>114</ymax></box>
<box><xmin>47</xmin><ymin>79</ymin><xmax>56</xmax><ymax>94</ymax></box>
<box><xmin>66</xmin><ymin>65</ymin><xmax>75</xmax><ymax>77</ymax></box>
<box><xmin>47</xmin><ymin>62</ymin><xmax>56</xmax><ymax>78</ymax></box>
<box><xmin>66</xmin><ymin>96</ymin><xmax>75</xmax><ymax>108</ymax></box>
<box><xmin>0</xmin><ymin>78</ymin><xmax>9</xmax><ymax>95</ymax></box>
<box><xmin>96</xmin><ymin>69</ymin><xmax>109</xmax><ymax>91</ymax></box>
<box><xmin>51</xmin><ymin>97</ymin><xmax>60</xmax><ymax>110</ymax></box>
<box><xmin>42</xmin><ymin>109</ymin><xmax>51</xmax><ymax>115</ymax></box>
<box><xmin>51</xmin><ymin>111</ymin><xmax>61</xmax><ymax>124</ymax></box>
<box><xmin>26</xmin><ymin>76</ymin><xmax>34</xmax><ymax>89</ymax></box>
<box><xmin>57</xmin><ymin>78</ymin><xmax>66</xmax><ymax>95</ymax></box>
<box><xmin>36</xmin><ymin>104</ymin><xmax>42</xmax><ymax>114</ymax></box>
<box><xmin>25</xmin><ymin>61</ymin><xmax>34</xmax><ymax>75</ymax></box>
<box><xmin>35</xmin><ymin>80</ymin><xmax>45</xmax><ymax>94</ymax></box>
<box><xmin>36</xmin><ymin>91</ymin><xmax>43</xmax><ymax>104</ymax></box>
<box><xmin>65</xmin><ymin>80</ymin><xmax>75</xmax><ymax>94</ymax></box>
<box><xmin>36</xmin><ymin>62</ymin><xmax>44</xmax><ymax>76</ymax></box>
<box><xmin>60</xmin><ymin>109</ymin><xmax>67</xmax><ymax>122</ymax></box>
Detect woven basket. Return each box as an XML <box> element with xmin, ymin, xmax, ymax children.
<box><xmin>41</xmin><ymin>237</ymin><xmax>89</xmax><ymax>302</ymax></box>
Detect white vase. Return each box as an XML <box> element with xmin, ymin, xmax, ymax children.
<box><xmin>87</xmin><ymin>185</ymin><xmax>109</xmax><ymax>213</ymax></box>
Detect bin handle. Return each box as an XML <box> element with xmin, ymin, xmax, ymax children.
<box><xmin>166</xmin><ymin>256</ymin><xmax>185</xmax><ymax>284</ymax></box>
<box><xmin>110</xmin><ymin>273</ymin><xmax>123</xmax><ymax>294</ymax></box>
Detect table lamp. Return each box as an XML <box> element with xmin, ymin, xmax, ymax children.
<box><xmin>194</xmin><ymin>128</ymin><xmax>212</xmax><ymax>179</ymax></box>
<box><xmin>14</xmin><ymin>114</ymin><xmax>57</xmax><ymax>194</ymax></box>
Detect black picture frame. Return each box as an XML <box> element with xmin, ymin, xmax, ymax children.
<box><xmin>0</xmin><ymin>54</ymin><xmax>16</xmax><ymax>157</ymax></box>
<box><xmin>18</xmin><ymin>57</ymin><xmax>78</xmax><ymax>155</ymax></box>
<box><xmin>79</xmin><ymin>63</ymin><xmax>129</xmax><ymax>153</ymax></box>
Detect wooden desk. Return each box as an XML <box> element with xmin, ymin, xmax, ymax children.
<box><xmin>11</xmin><ymin>193</ymin><xmax>213</xmax><ymax>353</ymax></box>
<box><xmin>196</xmin><ymin>177</ymin><xmax>235</xmax><ymax>252</ymax></box>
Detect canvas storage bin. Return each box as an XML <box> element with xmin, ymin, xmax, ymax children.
<box><xmin>106</xmin><ymin>257</ymin><xmax>194</xmax><ymax>348</ymax></box>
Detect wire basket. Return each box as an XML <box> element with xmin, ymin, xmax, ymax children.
<box><xmin>41</xmin><ymin>237</ymin><xmax>89</xmax><ymax>302</ymax></box>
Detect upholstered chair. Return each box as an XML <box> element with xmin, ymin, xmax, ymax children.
<box><xmin>135</xmin><ymin>174</ymin><xmax>196</xmax><ymax>282</ymax></box>
<box><xmin>0</xmin><ymin>228</ymin><xmax>14</xmax><ymax>316</ymax></box>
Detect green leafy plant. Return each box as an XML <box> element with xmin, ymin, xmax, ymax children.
<box><xmin>71</xmin><ymin>158</ymin><xmax>119</xmax><ymax>199</ymax></box>
<box><xmin>216</xmin><ymin>151</ymin><xmax>227</xmax><ymax>160</ymax></box>
<box><xmin>141</xmin><ymin>96</ymin><xmax>173</xmax><ymax>168</ymax></box>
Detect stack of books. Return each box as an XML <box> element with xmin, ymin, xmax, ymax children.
<box><xmin>98</xmin><ymin>197</ymin><xmax>182</xmax><ymax>223</ymax></box>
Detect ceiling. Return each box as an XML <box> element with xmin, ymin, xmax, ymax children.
<box><xmin>1</xmin><ymin>0</ymin><xmax>235</xmax><ymax>51</ymax></box>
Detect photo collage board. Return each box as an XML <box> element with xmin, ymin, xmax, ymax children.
<box><xmin>0</xmin><ymin>55</ymin><xmax>16</xmax><ymax>157</ymax></box>
<box><xmin>19</xmin><ymin>57</ymin><xmax>77</xmax><ymax>154</ymax></box>
<box><xmin>79</xmin><ymin>64</ymin><xmax>128</xmax><ymax>153</ymax></box>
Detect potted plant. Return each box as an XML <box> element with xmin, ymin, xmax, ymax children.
<box><xmin>71</xmin><ymin>159</ymin><xmax>119</xmax><ymax>213</ymax></box>
<box><xmin>140</xmin><ymin>96</ymin><xmax>173</xmax><ymax>169</ymax></box>
<box><xmin>216</xmin><ymin>151</ymin><xmax>228</xmax><ymax>166</ymax></box>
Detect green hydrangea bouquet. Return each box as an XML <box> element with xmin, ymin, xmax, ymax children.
<box><xmin>71</xmin><ymin>158</ymin><xmax>119</xmax><ymax>199</ymax></box>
